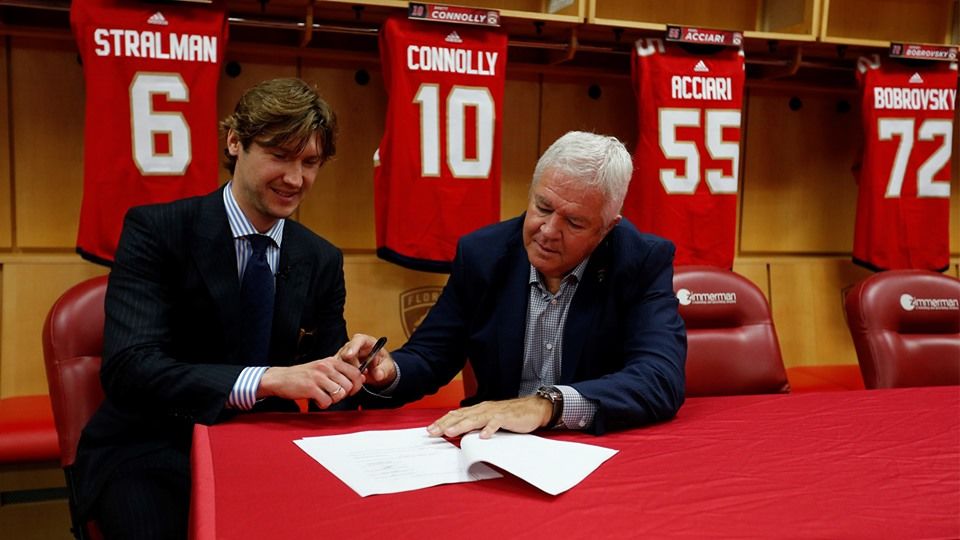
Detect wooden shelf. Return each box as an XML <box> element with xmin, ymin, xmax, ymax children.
<box><xmin>744</xmin><ymin>30</ymin><xmax>818</xmax><ymax>42</ymax></box>
<box><xmin>820</xmin><ymin>0</ymin><xmax>959</xmax><ymax>46</ymax></box>
<box><xmin>4</xmin><ymin>0</ymin><xmax>952</xmax><ymax>70</ymax></box>
<box><xmin>317</xmin><ymin>0</ymin><xmax>585</xmax><ymax>24</ymax></box>
<box><xmin>588</xmin><ymin>0</ymin><xmax>820</xmax><ymax>42</ymax></box>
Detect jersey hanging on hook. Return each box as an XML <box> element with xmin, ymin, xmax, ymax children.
<box><xmin>852</xmin><ymin>55</ymin><xmax>957</xmax><ymax>272</ymax></box>
<box><xmin>623</xmin><ymin>38</ymin><xmax>745</xmax><ymax>269</ymax></box>
<box><xmin>374</xmin><ymin>16</ymin><xmax>506</xmax><ymax>273</ymax></box>
<box><xmin>71</xmin><ymin>0</ymin><xmax>226</xmax><ymax>265</ymax></box>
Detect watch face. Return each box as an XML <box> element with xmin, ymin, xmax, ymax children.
<box><xmin>537</xmin><ymin>387</ymin><xmax>558</xmax><ymax>402</ymax></box>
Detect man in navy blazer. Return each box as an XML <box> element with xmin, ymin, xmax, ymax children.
<box><xmin>75</xmin><ymin>79</ymin><xmax>365</xmax><ymax>539</ymax></box>
<box><xmin>346</xmin><ymin>131</ymin><xmax>687</xmax><ymax>437</ymax></box>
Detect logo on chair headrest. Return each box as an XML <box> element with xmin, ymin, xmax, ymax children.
<box><xmin>676</xmin><ymin>288</ymin><xmax>737</xmax><ymax>306</ymax></box>
<box><xmin>899</xmin><ymin>293</ymin><xmax>959</xmax><ymax>311</ymax></box>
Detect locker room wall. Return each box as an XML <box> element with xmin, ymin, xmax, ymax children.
<box><xmin>0</xmin><ymin>30</ymin><xmax>958</xmax><ymax>397</ymax></box>
<box><xmin>0</xmin><ymin>37</ymin><xmax>10</xmax><ymax>249</ymax></box>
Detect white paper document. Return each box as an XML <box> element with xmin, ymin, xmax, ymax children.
<box><xmin>294</xmin><ymin>427</ymin><xmax>617</xmax><ymax>497</ymax></box>
<box><xmin>460</xmin><ymin>431</ymin><xmax>618</xmax><ymax>495</ymax></box>
<box><xmin>294</xmin><ymin>428</ymin><xmax>501</xmax><ymax>496</ymax></box>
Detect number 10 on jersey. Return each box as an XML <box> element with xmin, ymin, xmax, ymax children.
<box><xmin>414</xmin><ymin>84</ymin><xmax>495</xmax><ymax>179</ymax></box>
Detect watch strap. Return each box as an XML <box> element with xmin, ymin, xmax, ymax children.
<box><xmin>536</xmin><ymin>386</ymin><xmax>564</xmax><ymax>428</ymax></box>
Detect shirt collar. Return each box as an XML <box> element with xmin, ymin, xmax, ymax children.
<box><xmin>528</xmin><ymin>256</ymin><xmax>590</xmax><ymax>288</ymax></box>
<box><xmin>223</xmin><ymin>182</ymin><xmax>284</xmax><ymax>247</ymax></box>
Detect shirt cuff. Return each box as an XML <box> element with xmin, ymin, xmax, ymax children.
<box><xmin>363</xmin><ymin>362</ymin><xmax>401</xmax><ymax>398</ymax></box>
<box><xmin>555</xmin><ymin>385</ymin><xmax>597</xmax><ymax>430</ymax></box>
<box><xmin>227</xmin><ymin>366</ymin><xmax>269</xmax><ymax>410</ymax></box>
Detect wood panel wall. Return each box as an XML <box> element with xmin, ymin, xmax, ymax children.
<box><xmin>741</xmin><ymin>88</ymin><xmax>863</xmax><ymax>253</ymax></box>
<box><xmin>0</xmin><ymin>38</ymin><xmax>11</xmax><ymax>249</ymax></box>
<box><xmin>10</xmin><ymin>39</ymin><xmax>85</xmax><ymax>249</ymax></box>
<box><xmin>0</xmin><ymin>35</ymin><xmax>958</xmax><ymax>398</ymax></box>
<box><xmin>0</xmin><ymin>259</ymin><xmax>107</xmax><ymax>396</ymax></box>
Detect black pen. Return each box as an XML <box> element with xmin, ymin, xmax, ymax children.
<box><xmin>358</xmin><ymin>336</ymin><xmax>388</xmax><ymax>373</ymax></box>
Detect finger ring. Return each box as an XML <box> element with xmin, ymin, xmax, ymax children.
<box><xmin>332</xmin><ymin>386</ymin><xmax>343</xmax><ymax>395</ymax></box>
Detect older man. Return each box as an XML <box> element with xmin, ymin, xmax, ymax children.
<box><xmin>348</xmin><ymin>131</ymin><xmax>686</xmax><ymax>437</ymax></box>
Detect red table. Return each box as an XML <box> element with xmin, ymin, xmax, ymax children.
<box><xmin>191</xmin><ymin>387</ymin><xmax>960</xmax><ymax>539</ymax></box>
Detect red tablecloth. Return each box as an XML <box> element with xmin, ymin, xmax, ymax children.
<box><xmin>191</xmin><ymin>387</ymin><xmax>960</xmax><ymax>539</ymax></box>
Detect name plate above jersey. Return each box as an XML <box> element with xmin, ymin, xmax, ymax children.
<box><xmin>408</xmin><ymin>3</ymin><xmax>501</xmax><ymax>27</ymax></box>
<box><xmin>889</xmin><ymin>43</ymin><xmax>958</xmax><ymax>62</ymax></box>
<box><xmin>666</xmin><ymin>26</ymin><xmax>742</xmax><ymax>47</ymax></box>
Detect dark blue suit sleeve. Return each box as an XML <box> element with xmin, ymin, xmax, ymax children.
<box><xmin>572</xmin><ymin>239</ymin><xmax>686</xmax><ymax>434</ymax></box>
<box><xmin>384</xmin><ymin>242</ymin><xmax>475</xmax><ymax>404</ymax></box>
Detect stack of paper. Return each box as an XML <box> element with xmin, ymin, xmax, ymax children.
<box><xmin>294</xmin><ymin>427</ymin><xmax>617</xmax><ymax>497</ymax></box>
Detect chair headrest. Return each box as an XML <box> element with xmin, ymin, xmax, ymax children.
<box><xmin>847</xmin><ymin>270</ymin><xmax>960</xmax><ymax>334</ymax></box>
<box><xmin>673</xmin><ymin>265</ymin><xmax>772</xmax><ymax>328</ymax></box>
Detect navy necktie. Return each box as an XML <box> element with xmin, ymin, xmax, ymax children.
<box><xmin>240</xmin><ymin>234</ymin><xmax>275</xmax><ymax>365</ymax></box>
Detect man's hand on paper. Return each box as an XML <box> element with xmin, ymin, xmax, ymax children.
<box><xmin>337</xmin><ymin>333</ymin><xmax>397</xmax><ymax>388</ymax></box>
<box><xmin>258</xmin><ymin>357</ymin><xmax>363</xmax><ymax>408</ymax></box>
<box><xmin>427</xmin><ymin>396</ymin><xmax>553</xmax><ymax>439</ymax></box>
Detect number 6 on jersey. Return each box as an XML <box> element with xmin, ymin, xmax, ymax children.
<box><xmin>130</xmin><ymin>73</ymin><xmax>192</xmax><ymax>175</ymax></box>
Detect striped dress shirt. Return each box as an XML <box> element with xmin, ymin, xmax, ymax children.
<box><xmin>222</xmin><ymin>183</ymin><xmax>284</xmax><ymax>410</ymax></box>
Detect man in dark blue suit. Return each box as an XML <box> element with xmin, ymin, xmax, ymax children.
<box><xmin>76</xmin><ymin>78</ymin><xmax>365</xmax><ymax>539</ymax></box>
<box><xmin>346</xmin><ymin>131</ymin><xmax>687</xmax><ymax>437</ymax></box>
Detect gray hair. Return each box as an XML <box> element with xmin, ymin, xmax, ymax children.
<box><xmin>532</xmin><ymin>131</ymin><xmax>632</xmax><ymax>223</ymax></box>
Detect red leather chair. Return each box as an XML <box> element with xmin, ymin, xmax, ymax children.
<box><xmin>844</xmin><ymin>270</ymin><xmax>960</xmax><ymax>389</ymax></box>
<box><xmin>674</xmin><ymin>266</ymin><xmax>790</xmax><ymax>396</ymax></box>
<box><xmin>41</xmin><ymin>275</ymin><xmax>108</xmax><ymax>540</ymax></box>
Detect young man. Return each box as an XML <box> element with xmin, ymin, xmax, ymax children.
<box><xmin>345</xmin><ymin>131</ymin><xmax>687</xmax><ymax>438</ymax></box>
<box><xmin>75</xmin><ymin>78</ymin><xmax>361</xmax><ymax>538</ymax></box>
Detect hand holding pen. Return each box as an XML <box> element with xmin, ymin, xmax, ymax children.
<box><xmin>339</xmin><ymin>334</ymin><xmax>397</xmax><ymax>388</ymax></box>
<box><xmin>358</xmin><ymin>336</ymin><xmax>388</xmax><ymax>373</ymax></box>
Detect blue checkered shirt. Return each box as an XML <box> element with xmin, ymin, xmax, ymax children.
<box><xmin>518</xmin><ymin>259</ymin><xmax>599</xmax><ymax>430</ymax></box>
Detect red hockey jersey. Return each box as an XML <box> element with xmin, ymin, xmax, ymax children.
<box><xmin>623</xmin><ymin>39</ymin><xmax>745</xmax><ymax>269</ymax></box>
<box><xmin>375</xmin><ymin>17</ymin><xmax>506</xmax><ymax>272</ymax></box>
<box><xmin>853</xmin><ymin>55</ymin><xmax>957</xmax><ymax>271</ymax></box>
<box><xmin>72</xmin><ymin>0</ymin><xmax>226</xmax><ymax>264</ymax></box>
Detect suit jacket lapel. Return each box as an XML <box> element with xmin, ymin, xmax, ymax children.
<box><xmin>271</xmin><ymin>223</ymin><xmax>311</xmax><ymax>364</ymax></box>
<box><xmin>192</xmin><ymin>188</ymin><xmax>244</xmax><ymax>362</ymax></box>
<box><xmin>495</xmin><ymin>224</ymin><xmax>530</xmax><ymax>398</ymax></box>
<box><xmin>561</xmin><ymin>234</ymin><xmax>612</xmax><ymax>383</ymax></box>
